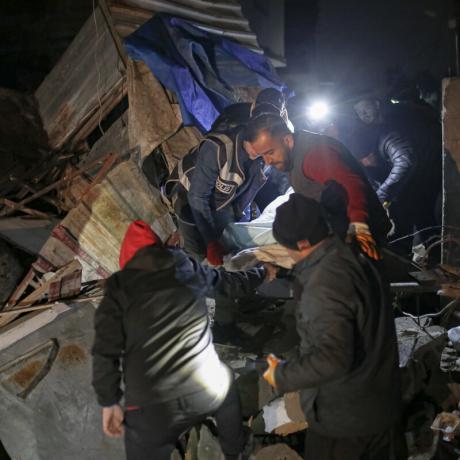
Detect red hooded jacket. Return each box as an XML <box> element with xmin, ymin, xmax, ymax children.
<box><xmin>119</xmin><ymin>220</ymin><xmax>159</xmax><ymax>270</ymax></box>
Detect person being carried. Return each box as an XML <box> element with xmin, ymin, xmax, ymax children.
<box><xmin>92</xmin><ymin>220</ymin><xmax>276</xmax><ymax>460</ymax></box>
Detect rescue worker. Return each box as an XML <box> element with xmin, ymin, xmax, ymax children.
<box><xmin>352</xmin><ymin>97</ymin><xmax>441</xmax><ymax>254</ymax></box>
<box><xmin>164</xmin><ymin>89</ymin><xmax>290</xmax><ymax>265</ymax></box>
<box><xmin>243</xmin><ymin>113</ymin><xmax>392</xmax><ymax>260</ymax></box>
<box><xmin>263</xmin><ymin>193</ymin><xmax>403</xmax><ymax>459</ymax></box>
<box><xmin>92</xmin><ymin>220</ymin><xmax>275</xmax><ymax>460</ymax></box>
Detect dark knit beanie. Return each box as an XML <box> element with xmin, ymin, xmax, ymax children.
<box><xmin>273</xmin><ymin>193</ymin><xmax>330</xmax><ymax>250</ymax></box>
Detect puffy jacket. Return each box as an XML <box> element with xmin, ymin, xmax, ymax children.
<box><xmin>275</xmin><ymin>236</ymin><xmax>401</xmax><ymax>437</ymax></box>
<box><xmin>92</xmin><ymin>244</ymin><xmax>265</xmax><ymax>407</ymax></box>
<box><xmin>375</xmin><ymin>122</ymin><xmax>441</xmax><ymax>203</ymax></box>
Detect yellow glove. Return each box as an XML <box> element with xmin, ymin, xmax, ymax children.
<box><xmin>348</xmin><ymin>222</ymin><xmax>380</xmax><ymax>261</ymax></box>
<box><xmin>263</xmin><ymin>354</ymin><xmax>281</xmax><ymax>389</ymax></box>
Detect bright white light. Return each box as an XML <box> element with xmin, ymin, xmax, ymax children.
<box><xmin>307</xmin><ymin>101</ymin><xmax>330</xmax><ymax>121</ymax></box>
<box><xmin>390</xmin><ymin>98</ymin><xmax>400</xmax><ymax>104</ymax></box>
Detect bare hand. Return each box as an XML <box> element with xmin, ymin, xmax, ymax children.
<box><xmin>263</xmin><ymin>263</ymin><xmax>279</xmax><ymax>282</ymax></box>
<box><xmin>166</xmin><ymin>231</ymin><xmax>181</xmax><ymax>247</ymax></box>
<box><xmin>102</xmin><ymin>405</ymin><xmax>124</xmax><ymax>438</ymax></box>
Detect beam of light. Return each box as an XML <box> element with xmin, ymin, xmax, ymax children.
<box><xmin>191</xmin><ymin>348</ymin><xmax>232</xmax><ymax>400</ymax></box>
<box><xmin>307</xmin><ymin>101</ymin><xmax>330</xmax><ymax>121</ymax></box>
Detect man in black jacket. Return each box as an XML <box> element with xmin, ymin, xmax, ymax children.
<box><xmin>92</xmin><ymin>220</ymin><xmax>272</xmax><ymax>460</ymax></box>
<box><xmin>263</xmin><ymin>193</ymin><xmax>404</xmax><ymax>459</ymax></box>
<box><xmin>352</xmin><ymin>98</ymin><xmax>441</xmax><ymax>254</ymax></box>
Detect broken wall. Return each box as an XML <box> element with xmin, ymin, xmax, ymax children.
<box><xmin>442</xmin><ymin>78</ymin><xmax>460</xmax><ymax>266</ymax></box>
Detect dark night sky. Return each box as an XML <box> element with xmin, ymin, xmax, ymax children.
<box><xmin>0</xmin><ymin>0</ymin><xmax>456</xmax><ymax>97</ymax></box>
<box><xmin>287</xmin><ymin>0</ymin><xmax>453</xmax><ymax>95</ymax></box>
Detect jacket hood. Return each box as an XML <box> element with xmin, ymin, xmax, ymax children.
<box><xmin>119</xmin><ymin>220</ymin><xmax>160</xmax><ymax>269</ymax></box>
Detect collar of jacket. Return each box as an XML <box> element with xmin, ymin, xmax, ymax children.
<box><xmin>286</xmin><ymin>130</ymin><xmax>310</xmax><ymax>172</ymax></box>
<box><xmin>293</xmin><ymin>235</ymin><xmax>337</xmax><ymax>275</ymax></box>
<box><xmin>123</xmin><ymin>245</ymin><xmax>178</xmax><ymax>272</ymax></box>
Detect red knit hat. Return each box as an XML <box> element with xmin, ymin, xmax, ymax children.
<box><xmin>119</xmin><ymin>220</ymin><xmax>159</xmax><ymax>269</ymax></box>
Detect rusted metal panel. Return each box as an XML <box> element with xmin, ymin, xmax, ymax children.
<box><xmin>35</xmin><ymin>6</ymin><xmax>125</xmax><ymax>151</ymax></box>
<box><xmin>110</xmin><ymin>0</ymin><xmax>261</xmax><ymax>51</ymax></box>
<box><xmin>442</xmin><ymin>78</ymin><xmax>460</xmax><ymax>266</ymax></box>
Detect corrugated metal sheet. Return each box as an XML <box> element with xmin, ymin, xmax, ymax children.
<box><xmin>35</xmin><ymin>6</ymin><xmax>126</xmax><ymax>151</ymax></box>
<box><xmin>110</xmin><ymin>0</ymin><xmax>262</xmax><ymax>52</ymax></box>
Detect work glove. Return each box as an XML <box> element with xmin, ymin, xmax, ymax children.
<box><xmin>347</xmin><ymin>222</ymin><xmax>380</xmax><ymax>260</ymax></box>
<box><xmin>441</xmin><ymin>343</ymin><xmax>460</xmax><ymax>372</ymax></box>
<box><xmin>206</xmin><ymin>240</ymin><xmax>227</xmax><ymax>266</ymax></box>
<box><xmin>263</xmin><ymin>353</ymin><xmax>282</xmax><ymax>389</ymax></box>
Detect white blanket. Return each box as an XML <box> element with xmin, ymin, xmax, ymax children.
<box><xmin>223</xmin><ymin>188</ymin><xmax>296</xmax><ymax>270</ymax></box>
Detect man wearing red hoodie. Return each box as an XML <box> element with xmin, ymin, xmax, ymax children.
<box><xmin>244</xmin><ymin>114</ymin><xmax>392</xmax><ymax>260</ymax></box>
<box><xmin>92</xmin><ymin>221</ymin><xmax>273</xmax><ymax>460</ymax></box>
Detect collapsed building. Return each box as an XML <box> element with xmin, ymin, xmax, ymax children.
<box><xmin>0</xmin><ymin>1</ymin><xmax>460</xmax><ymax>459</ymax></box>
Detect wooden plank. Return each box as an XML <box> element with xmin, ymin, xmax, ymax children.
<box><xmin>0</xmin><ymin>152</ymin><xmax>117</xmax><ymax>218</ymax></box>
<box><xmin>0</xmin><ymin>199</ymin><xmax>51</xmax><ymax>219</ymax></box>
<box><xmin>4</xmin><ymin>269</ymin><xmax>36</xmax><ymax>309</ymax></box>
<box><xmin>0</xmin><ymin>295</ymin><xmax>103</xmax><ymax>317</ymax></box>
<box><xmin>0</xmin><ymin>260</ymin><xmax>82</xmax><ymax>329</ymax></box>
<box><xmin>35</xmin><ymin>6</ymin><xmax>125</xmax><ymax>150</ymax></box>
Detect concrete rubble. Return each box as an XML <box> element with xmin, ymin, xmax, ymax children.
<box><xmin>0</xmin><ymin>3</ymin><xmax>460</xmax><ymax>460</ymax></box>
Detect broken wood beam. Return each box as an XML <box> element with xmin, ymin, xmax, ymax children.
<box><xmin>0</xmin><ymin>260</ymin><xmax>83</xmax><ymax>328</ymax></box>
<box><xmin>77</xmin><ymin>151</ymin><xmax>120</xmax><ymax>201</ymax></box>
<box><xmin>0</xmin><ymin>199</ymin><xmax>51</xmax><ymax>219</ymax></box>
<box><xmin>0</xmin><ymin>294</ymin><xmax>103</xmax><ymax>317</ymax></box>
<box><xmin>0</xmin><ymin>152</ymin><xmax>118</xmax><ymax>218</ymax></box>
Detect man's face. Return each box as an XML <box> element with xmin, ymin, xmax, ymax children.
<box><xmin>353</xmin><ymin>100</ymin><xmax>380</xmax><ymax>124</ymax></box>
<box><xmin>245</xmin><ymin>131</ymin><xmax>293</xmax><ymax>171</ymax></box>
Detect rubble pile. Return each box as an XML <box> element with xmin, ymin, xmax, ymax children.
<box><xmin>0</xmin><ymin>3</ymin><xmax>460</xmax><ymax>460</ymax></box>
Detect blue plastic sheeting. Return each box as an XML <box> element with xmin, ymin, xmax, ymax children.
<box><xmin>124</xmin><ymin>15</ymin><xmax>285</xmax><ymax>132</ymax></box>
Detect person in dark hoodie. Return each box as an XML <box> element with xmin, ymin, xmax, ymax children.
<box><xmin>92</xmin><ymin>220</ymin><xmax>274</xmax><ymax>460</ymax></box>
<box><xmin>263</xmin><ymin>193</ymin><xmax>404</xmax><ymax>459</ymax></box>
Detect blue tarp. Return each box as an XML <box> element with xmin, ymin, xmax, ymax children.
<box><xmin>124</xmin><ymin>15</ymin><xmax>285</xmax><ymax>132</ymax></box>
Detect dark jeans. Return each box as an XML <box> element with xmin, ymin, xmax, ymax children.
<box><xmin>124</xmin><ymin>383</ymin><xmax>246</xmax><ymax>460</ymax></box>
<box><xmin>304</xmin><ymin>426</ymin><xmax>407</xmax><ymax>460</ymax></box>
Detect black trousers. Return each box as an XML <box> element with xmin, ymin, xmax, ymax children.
<box><xmin>304</xmin><ymin>426</ymin><xmax>407</xmax><ymax>460</ymax></box>
<box><xmin>124</xmin><ymin>382</ymin><xmax>246</xmax><ymax>460</ymax></box>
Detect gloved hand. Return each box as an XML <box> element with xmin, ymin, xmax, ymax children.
<box><xmin>347</xmin><ymin>222</ymin><xmax>380</xmax><ymax>260</ymax></box>
<box><xmin>263</xmin><ymin>354</ymin><xmax>282</xmax><ymax>389</ymax></box>
<box><xmin>206</xmin><ymin>240</ymin><xmax>227</xmax><ymax>266</ymax></box>
<box><xmin>440</xmin><ymin>343</ymin><xmax>460</xmax><ymax>372</ymax></box>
